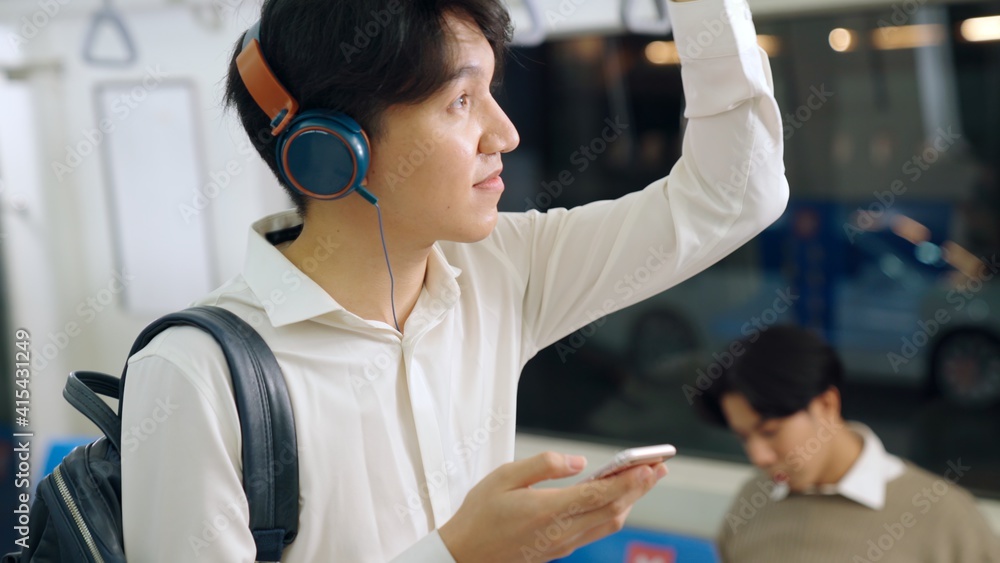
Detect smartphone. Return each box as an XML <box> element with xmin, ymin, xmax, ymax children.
<box><xmin>581</xmin><ymin>444</ymin><xmax>676</xmax><ymax>482</ymax></box>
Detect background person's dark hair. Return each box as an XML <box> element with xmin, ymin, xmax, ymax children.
<box><xmin>223</xmin><ymin>0</ymin><xmax>513</xmax><ymax>217</ymax></box>
<box><xmin>697</xmin><ymin>325</ymin><xmax>845</xmax><ymax>427</ymax></box>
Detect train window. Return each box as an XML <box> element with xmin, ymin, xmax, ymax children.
<box><xmin>502</xmin><ymin>2</ymin><xmax>1000</xmax><ymax>498</ymax></box>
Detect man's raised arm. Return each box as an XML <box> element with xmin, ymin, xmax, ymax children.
<box><xmin>501</xmin><ymin>0</ymin><xmax>790</xmax><ymax>356</ymax></box>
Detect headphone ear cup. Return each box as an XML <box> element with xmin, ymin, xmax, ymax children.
<box><xmin>275</xmin><ymin>110</ymin><xmax>370</xmax><ymax>200</ymax></box>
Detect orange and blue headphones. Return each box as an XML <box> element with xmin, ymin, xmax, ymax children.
<box><xmin>236</xmin><ymin>20</ymin><xmax>377</xmax><ymax>204</ymax></box>
<box><xmin>237</xmin><ymin>18</ymin><xmax>400</xmax><ymax>332</ymax></box>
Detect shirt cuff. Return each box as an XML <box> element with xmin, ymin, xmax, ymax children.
<box><xmin>667</xmin><ymin>0</ymin><xmax>759</xmax><ymax>60</ymax></box>
<box><xmin>389</xmin><ymin>530</ymin><xmax>458</xmax><ymax>563</ymax></box>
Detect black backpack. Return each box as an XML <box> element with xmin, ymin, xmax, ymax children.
<box><xmin>3</xmin><ymin>306</ymin><xmax>300</xmax><ymax>563</ymax></box>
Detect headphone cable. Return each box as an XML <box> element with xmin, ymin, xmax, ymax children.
<box><xmin>373</xmin><ymin>201</ymin><xmax>400</xmax><ymax>333</ymax></box>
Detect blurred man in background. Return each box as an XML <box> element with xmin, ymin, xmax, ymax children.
<box><xmin>698</xmin><ymin>325</ymin><xmax>1000</xmax><ymax>562</ymax></box>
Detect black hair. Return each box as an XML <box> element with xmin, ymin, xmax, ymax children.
<box><xmin>223</xmin><ymin>0</ymin><xmax>513</xmax><ymax>217</ymax></box>
<box><xmin>697</xmin><ymin>325</ymin><xmax>845</xmax><ymax>427</ymax></box>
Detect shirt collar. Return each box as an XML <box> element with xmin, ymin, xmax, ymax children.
<box><xmin>768</xmin><ymin>422</ymin><xmax>905</xmax><ymax>510</ymax></box>
<box><xmin>242</xmin><ymin>210</ymin><xmax>462</xmax><ymax>329</ymax></box>
<box><xmin>834</xmin><ymin>422</ymin><xmax>905</xmax><ymax>509</ymax></box>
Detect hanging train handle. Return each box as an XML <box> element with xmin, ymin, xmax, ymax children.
<box><xmin>511</xmin><ymin>0</ymin><xmax>546</xmax><ymax>47</ymax></box>
<box><xmin>621</xmin><ymin>0</ymin><xmax>672</xmax><ymax>36</ymax></box>
<box><xmin>83</xmin><ymin>0</ymin><xmax>138</xmax><ymax>67</ymax></box>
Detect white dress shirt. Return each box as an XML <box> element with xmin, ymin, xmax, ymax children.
<box><xmin>120</xmin><ymin>0</ymin><xmax>788</xmax><ymax>560</ymax></box>
<box><xmin>768</xmin><ymin>422</ymin><xmax>907</xmax><ymax>510</ymax></box>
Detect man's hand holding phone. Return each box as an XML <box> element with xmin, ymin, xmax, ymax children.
<box><xmin>438</xmin><ymin>448</ymin><xmax>671</xmax><ymax>563</ymax></box>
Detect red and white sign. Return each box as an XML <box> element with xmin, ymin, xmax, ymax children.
<box><xmin>625</xmin><ymin>542</ymin><xmax>677</xmax><ymax>563</ymax></box>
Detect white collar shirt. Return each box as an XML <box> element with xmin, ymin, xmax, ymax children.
<box><xmin>768</xmin><ymin>422</ymin><xmax>907</xmax><ymax>510</ymax></box>
<box><xmin>120</xmin><ymin>0</ymin><xmax>788</xmax><ymax>560</ymax></box>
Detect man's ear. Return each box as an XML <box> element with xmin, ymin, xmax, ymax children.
<box><xmin>810</xmin><ymin>386</ymin><xmax>842</xmax><ymax>421</ymax></box>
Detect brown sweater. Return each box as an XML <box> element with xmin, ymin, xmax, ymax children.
<box><xmin>717</xmin><ymin>463</ymin><xmax>1000</xmax><ymax>562</ymax></box>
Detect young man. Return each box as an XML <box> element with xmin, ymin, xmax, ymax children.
<box><xmin>700</xmin><ymin>325</ymin><xmax>1000</xmax><ymax>562</ymax></box>
<box><xmin>120</xmin><ymin>0</ymin><xmax>788</xmax><ymax>560</ymax></box>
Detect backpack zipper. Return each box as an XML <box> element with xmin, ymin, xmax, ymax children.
<box><xmin>52</xmin><ymin>465</ymin><xmax>107</xmax><ymax>563</ymax></box>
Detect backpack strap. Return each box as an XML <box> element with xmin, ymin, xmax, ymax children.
<box><xmin>118</xmin><ymin>305</ymin><xmax>299</xmax><ymax>562</ymax></box>
<box><xmin>64</xmin><ymin>371</ymin><xmax>123</xmax><ymax>452</ymax></box>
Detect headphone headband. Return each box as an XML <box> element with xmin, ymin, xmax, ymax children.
<box><xmin>235</xmin><ymin>17</ymin><xmax>375</xmax><ymax>204</ymax></box>
<box><xmin>241</xmin><ymin>20</ymin><xmax>260</xmax><ymax>51</ymax></box>
<box><xmin>236</xmin><ymin>20</ymin><xmax>299</xmax><ymax>135</ymax></box>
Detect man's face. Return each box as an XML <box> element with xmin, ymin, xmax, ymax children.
<box><xmin>720</xmin><ymin>393</ymin><xmax>834</xmax><ymax>492</ymax></box>
<box><xmin>364</xmin><ymin>11</ymin><xmax>520</xmax><ymax>247</ymax></box>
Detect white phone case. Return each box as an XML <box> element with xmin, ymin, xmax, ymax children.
<box><xmin>583</xmin><ymin>444</ymin><xmax>677</xmax><ymax>481</ymax></box>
